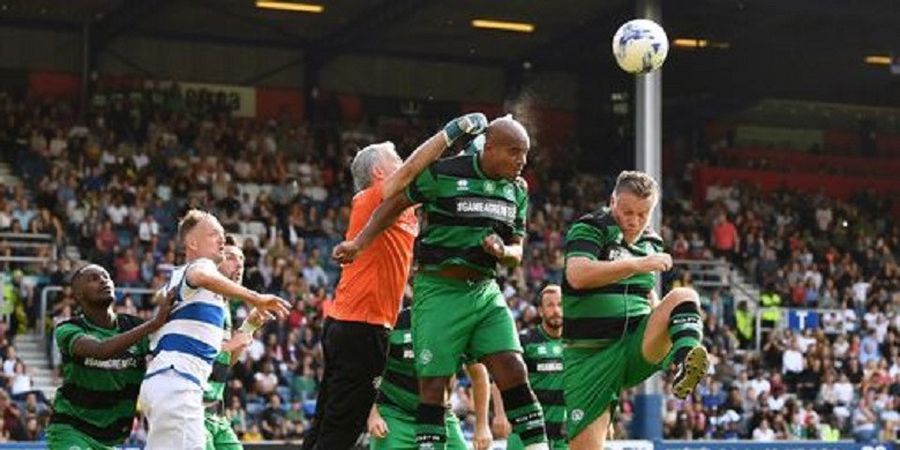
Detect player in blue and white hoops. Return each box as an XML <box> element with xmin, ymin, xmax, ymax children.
<box><xmin>138</xmin><ymin>209</ymin><xmax>290</xmax><ymax>450</ymax></box>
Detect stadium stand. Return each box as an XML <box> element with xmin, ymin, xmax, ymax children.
<box><xmin>0</xmin><ymin>88</ymin><xmax>896</xmax><ymax>445</ymax></box>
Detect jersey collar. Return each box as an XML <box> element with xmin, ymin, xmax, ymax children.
<box><xmin>539</xmin><ymin>324</ymin><xmax>561</xmax><ymax>342</ymax></box>
<box><xmin>472</xmin><ymin>152</ymin><xmax>488</xmax><ymax>180</ymax></box>
<box><xmin>81</xmin><ymin>312</ymin><xmax>119</xmax><ymax>330</ymax></box>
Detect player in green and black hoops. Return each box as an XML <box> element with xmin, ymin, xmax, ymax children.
<box><xmin>503</xmin><ymin>285</ymin><xmax>567</xmax><ymax>450</ymax></box>
<box><xmin>562</xmin><ymin>171</ymin><xmax>708</xmax><ymax>450</ymax></box>
<box><xmin>366</xmin><ymin>308</ymin><xmax>493</xmax><ymax>450</ymax></box>
<box><xmin>46</xmin><ymin>264</ymin><xmax>173</xmax><ymax>450</ymax></box>
<box><xmin>335</xmin><ymin>115</ymin><xmax>549</xmax><ymax>450</ymax></box>
<box><xmin>204</xmin><ymin>237</ymin><xmax>273</xmax><ymax>450</ymax></box>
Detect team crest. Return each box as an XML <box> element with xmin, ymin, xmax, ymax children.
<box><xmin>419</xmin><ymin>349</ymin><xmax>433</xmax><ymax>365</ymax></box>
<box><xmin>607</xmin><ymin>246</ymin><xmax>634</xmax><ymax>261</ymax></box>
<box><xmin>571</xmin><ymin>409</ymin><xmax>585</xmax><ymax>422</ymax></box>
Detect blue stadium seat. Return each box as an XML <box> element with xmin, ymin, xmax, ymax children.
<box><xmin>302</xmin><ymin>400</ymin><xmax>317</xmax><ymax>417</ymax></box>
<box><xmin>276</xmin><ymin>385</ymin><xmax>292</xmax><ymax>405</ymax></box>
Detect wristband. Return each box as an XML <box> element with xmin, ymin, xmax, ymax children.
<box><xmin>238</xmin><ymin>319</ymin><xmax>260</xmax><ymax>335</ymax></box>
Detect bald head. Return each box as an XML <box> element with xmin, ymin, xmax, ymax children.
<box><xmin>480</xmin><ymin>115</ymin><xmax>530</xmax><ymax>180</ymax></box>
<box><xmin>486</xmin><ymin>116</ymin><xmax>530</xmax><ymax>150</ymax></box>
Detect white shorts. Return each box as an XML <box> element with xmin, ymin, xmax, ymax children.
<box><xmin>139</xmin><ymin>368</ymin><xmax>205</xmax><ymax>450</ymax></box>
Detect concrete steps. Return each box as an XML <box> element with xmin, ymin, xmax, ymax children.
<box><xmin>13</xmin><ymin>333</ymin><xmax>57</xmax><ymax>402</ymax></box>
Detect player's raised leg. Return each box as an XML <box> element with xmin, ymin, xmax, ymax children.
<box><xmin>640</xmin><ymin>287</ymin><xmax>707</xmax><ymax>399</ymax></box>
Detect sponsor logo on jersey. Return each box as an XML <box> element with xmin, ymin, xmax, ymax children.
<box><xmin>84</xmin><ymin>357</ymin><xmax>141</xmax><ymax>370</ymax></box>
<box><xmin>608</xmin><ymin>246</ymin><xmax>636</xmax><ymax>261</ymax></box>
<box><xmin>536</xmin><ymin>361</ymin><xmax>564</xmax><ymax>372</ymax></box>
<box><xmin>455</xmin><ymin>198</ymin><xmax>516</xmax><ymax>222</ymax></box>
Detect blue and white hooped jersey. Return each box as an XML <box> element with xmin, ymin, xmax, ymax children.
<box><xmin>147</xmin><ymin>258</ymin><xmax>226</xmax><ymax>385</ymax></box>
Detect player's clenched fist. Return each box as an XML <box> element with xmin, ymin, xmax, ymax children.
<box><xmin>481</xmin><ymin>234</ymin><xmax>506</xmax><ymax>260</ymax></box>
<box><xmin>639</xmin><ymin>252</ymin><xmax>673</xmax><ymax>272</ymax></box>
<box><xmin>443</xmin><ymin>112</ymin><xmax>488</xmax><ymax>146</ymax></box>
<box><xmin>332</xmin><ymin>240</ymin><xmax>362</xmax><ymax>264</ymax></box>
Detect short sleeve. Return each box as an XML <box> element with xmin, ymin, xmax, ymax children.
<box><xmin>55</xmin><ymin>323</ymin><xmax>86</xmax><ymax>357</ymax></box>
<box><xmin>640</xmin><ymin>230</ymin><xmax>665</xmax><ymax>254</ymax></box>
<box><xmin>518</xmin><ymin>329</ymin><xmax>529</xmax><ymax>347</ymax></box>
<box><xmin>184</xmin><ymin>258</ymin><xmax>217</xmax><ymax>289</ymax></box>
<box><xmin>405</xmin><ymin>167</ymin><xmax>437</xmax><ymax>205</ymax></box>
<box><xmin>193</xmin><ymin>258</ymin><xmax>217</xmax><ymax>272</ymax></box>
<box><xmin>136</xmin><ymin>335</ymin><xmax>151</xmax><ymax>357</ymax></box>
<box><xmin>565</xmin><ymin>222</ymin><xmax>606</xmax><ymax>261</ymax></box>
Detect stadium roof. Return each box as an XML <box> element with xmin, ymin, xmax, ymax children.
<box><xmin>0</xmin><ymin>0</ymin><xmax>897</xmax><ymax>103</ymax></box>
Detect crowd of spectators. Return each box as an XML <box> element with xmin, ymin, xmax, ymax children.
<box><xmin>0</xmin><ymin>87</ymin><xmax>896</xmax><ymax>444</ymax></box>
<box><xmin>655</xmin><ymin>174</ymin><xmax>898</xmax><ymax>441</ymax></box>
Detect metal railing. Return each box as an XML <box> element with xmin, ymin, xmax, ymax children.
<box><xmin>0</xmin><ymin>256</ymin><xmax>55</xmax><ymax>263</ymax></box>
<box><xmin>0</xmin><ymin>232</ymin><xmax>58</xmax><ymax>265</ymax></box>
<box><xmin>673</xmin><ymin>258</ymin><xmax>733</xmax><ymax>288</ymax></box>
<box><xmin>0</xmin><ymin>232</ymin><xmax>54</xmax><ymax>240</ymax></box>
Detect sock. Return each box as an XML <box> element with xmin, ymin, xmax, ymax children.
<box><xmin>664</xmin><ymin>301</ymin><xmax>704</xmax><ymax>368</ymax></box>
<box><xmin>416</xmin><ymin>403</ymin><xmax>446</xmax><ymax>450</ymax></box>
<box><xmin>501</xmin><ymin>383</ymin><xmax>548</xmax><ymax>447</ymax></box>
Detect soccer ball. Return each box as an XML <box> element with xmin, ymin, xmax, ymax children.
<box><xmin>612</xmin><ymin>19</ymin><xmax>669</xmax><ymax>75</ymax></box>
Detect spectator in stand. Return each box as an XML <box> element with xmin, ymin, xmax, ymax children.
<box><xmin>114</xmin><ymin>248</ymin><xmax>141</xmax><ymax>287</ymax></box>
<box><xmin>11</xmin><ymin>199</ymin><xmax>36</xmax><ymax>231</ymax></box>
<box><xmin>259</xmin><ymin>394</ymin><xmax>286</xmax><ymax>440</ymax></box>
<box><xmin>711</xmin><ymin>212</ymin><xmax>740</xmax><ymax>261</ymax></box>
<box><xmin>0</xmin><ymin>390</ymin><xmax>25</xmax><ymax>441</ymax></box>
<box><xmin>0</xmin><ymin>92</ymin><xmax>896</xmax><ymax>444</ymax></box>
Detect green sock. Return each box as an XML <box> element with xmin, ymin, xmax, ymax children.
<box><xmin>664</xmin><ymin>301</ymin><xmax>703</xmax><ymax>368</ymax></box>
<box><xmin>502</xmin><ymin>384</ymin><xmax>548</xmax><ymax>447</ymax></box>
<box><xmin>416</xmin><ymin>403</ymin><xmax>446</xmax><ymax>450</ymax></box>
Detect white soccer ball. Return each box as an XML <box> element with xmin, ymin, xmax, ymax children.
<box><xmin>612</xmin><ymin>19</ymin><xmax>669</xmax><ymax>75</ymax></box>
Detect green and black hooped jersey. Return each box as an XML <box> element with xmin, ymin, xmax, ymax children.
<box><xmin>375</xmin><ymin>309</ymin><xmax>470</xmax><ymax>416</ymax></box>
<box><xmin>50</xmin><ymin>314</ymin><xmax>149</xmax><ymax>445</ymax></box>
<box><xmin>562</xmin><ymin>208</ymin><xmax>663</xmax><ymax>348</ymax></box>
<box><xmin>406</xmin><ymin>153</ymin><xmax>529</xmax><ymax>277</ymax></box>
<box><xmin>520</xmin><ymin>327</ymin><xmax>566</xmax><ymax>442</ymax></box>
<box><xmin>203</xmin><ymin>304</ymin><xmax>234</xmax><ymax>403</ymax></box>
<box><xmin>375</xmin><ymin>309</ymin><xmax>419</xmax><ymax>415</ymax></box>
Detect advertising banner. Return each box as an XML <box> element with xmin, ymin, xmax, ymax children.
<box><xmin>657</xmin><ymin>441</ymin><xmax>895</xmax><ymax>450</ymax></box>
<box><xmin>179</xmin><ymin>81</ymin><xmax>257</xmax><ymax>117</ymax></box>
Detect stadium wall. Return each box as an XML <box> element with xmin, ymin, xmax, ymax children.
<box><xmin>102</xmin><ymin>36</ymin><xmax>306</xmax><ymax>87</ymax></box>
<box><xmin>0</xmin><ymin>26</ymin><xmax>579</xmax><ymax>108</ymax></box>
<box><xmin>0</xmin><ymin>28</ymin><xmax>81</xmax><ymax>72</ymax></box>
<box><xmin>693</xmin><ymin>167</ymin><xmax>900</xmax><ymax>206</ymax></box>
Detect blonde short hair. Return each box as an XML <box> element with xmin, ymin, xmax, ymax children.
<box><xmin>614</xmin><ymin>170</ymin><xmax>659</xmax><ymax>199</ymax></box>
<box><xmin>178</xmin><ymin>209</ymin><xmax>212</xmax><ymax>243</ymax></box>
